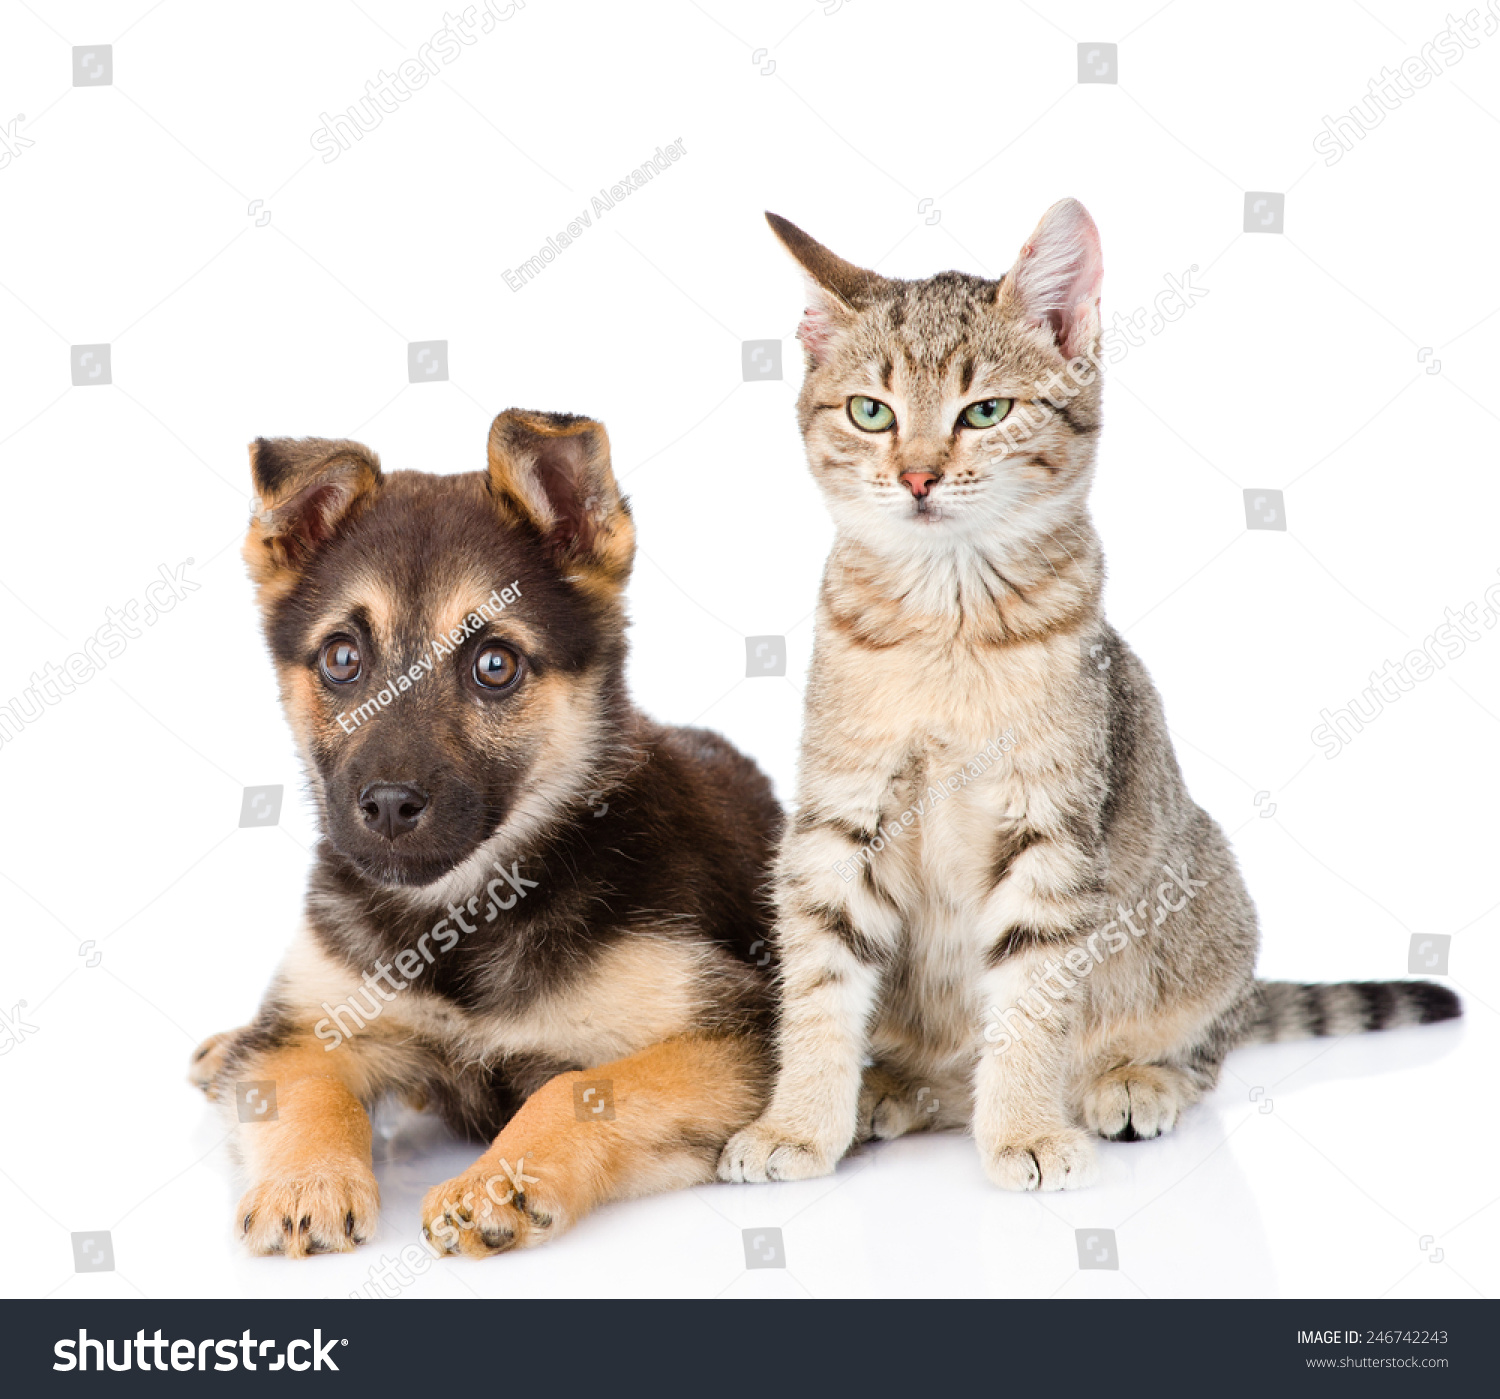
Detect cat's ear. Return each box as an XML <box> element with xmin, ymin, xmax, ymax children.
<box><xmin>1002</xmin><ymin>198</ymin><xmax>1103</xmax><ymax>360</ymax></box>
<box><xmin>766</xmin><ymin>212</ymin><xmax>887</xmax><ymax>365</ymax></box>
<box><xmin>486</xmin><ymin>408</ymin><xmax>634</xmax><ymax>588</ymax></box>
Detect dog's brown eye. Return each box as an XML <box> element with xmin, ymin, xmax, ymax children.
<box><xmin>473</xmin><ymin>643</ymin><xmax>521</xmax><ymax>690</ymax></box>
<box><xmin>321</xmin><ymin>638</ymin><xmax>361</xmax><ymax>684</ymax></box>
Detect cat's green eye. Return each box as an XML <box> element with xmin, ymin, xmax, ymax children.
<box><xmin>959</xmin><ymin>398</ymin><xmax>1013</xmax><ymax>429</ymax></box>
<box><xmin>848</xmin><ymin>396</ymin><xmax>896</xmax><ymax>432</ymax></box>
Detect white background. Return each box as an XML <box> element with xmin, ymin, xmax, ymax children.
<box><xmin>0</xmin><ymin>0</ymin><xmax>1496</xmax><ymax>1300</ymax></box>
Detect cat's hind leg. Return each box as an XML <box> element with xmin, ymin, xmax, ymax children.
<box><xmin>1079</xmin><ymin>1062</ymin><xmax>1201</xmax><ymax>1141</ymax></box>
<box><xmin>1080</xmin><ymin>1009</ymin><xmax>1238</xmax><ymax>1140</ymax></box>
<box><xmin>855</xmin><ymin>1063</ymin><xmax>968</xmax><ymax>1141</ymax></box>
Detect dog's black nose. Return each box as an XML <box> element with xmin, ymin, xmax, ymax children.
<box><xmin>359</xmin><ymin>782</ymin><xmax>429</xmax><ymax>840</ymax></box>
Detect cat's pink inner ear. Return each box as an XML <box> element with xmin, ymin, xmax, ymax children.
<box><xmin>794</xmin><ymin>271</ymin><xmax>854</xmax><ymax>364</ymax></box>
<box><xmin>1008</xmin><ymin>199</ymin><xmax>1103</xmax><ymax>359</ymax></box>
<box><xmin>797</xmin><ymin>305</ymin><xmax>835</xmax><ymax>361</ymax></box>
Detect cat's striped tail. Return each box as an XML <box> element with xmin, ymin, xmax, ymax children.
<box><xmin>1240</xmin><ymin>979</ymin><xmax>1461</xmax><ymax>1044</ymax></box>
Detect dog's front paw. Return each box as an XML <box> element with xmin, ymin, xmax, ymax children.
<box><xmin>718</xmin><ymin>1120</ymin><xmax>839</xmax><ymax>1183</ymax></box>
<box><xmin>982</xmin><ymin>1130</ymin><xmax>1099</xmax><ymax>1192</ymax></box>
<box><xmin>188</xmin><ymin>1028</ymin><xmax>244</xmax><ymax>1097</ymax></box>
<box><xmin>237</xmin><ymin>1163</ymin><xmax>379</xmax><ymax>1257</ymax></box>
<box><xmin>420</xmin><ymin>1155</ymin><xmax>563</xmax><ymax>1257</ymax></box>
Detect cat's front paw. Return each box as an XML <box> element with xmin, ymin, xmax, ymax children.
<box><xmin>982</xmin><ymin>1130</ymin><xmax>1099</xmax><ymax>1191</ymax></box>
<box><xmin>718</xmin><ymin>1120</ymin><xmax>839</xmax><ymax>1183</ymax></box>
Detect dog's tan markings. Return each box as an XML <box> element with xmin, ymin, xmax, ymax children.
<box><xmin>303</xmin><ymin>570</ymin><xmax>404</xmax><ymax>654</ymax></box>
<box><xmin>224</xmin><ymin>1040</ymin><xmax>380</xmax><ymax>1258</ymax></box>
<box><xmin>517</xmin><ymin>667</ymin><xmax>605</xmax><ymax>752</ymax></box>
<box><xmin>277</xmin><ymin>665</ymin><xmax>325</xmax><ymax>756</ymax></box>
<box><xmin>431</xmin><ymin>577</ymin><xmax>500</xmax><ymax>642</ymax></box>
<box><xmin>352</xmin><ymin>576</ymin><xmax>402</xmax><ymax>653</ymax></box>
<box><xmin>421</xmin><ymin>1036</ymin><xmax>766</xmax><ymax>1255</ymax></box>
<box><xmin>278</xmin><ymin>919</ymin><xmax>732</xmax><ymax>1071</ymax></box>
<box><xmin>425</xmin><ymin>580</ymin><xmax>546</xmax><ymax>669</ymax></box>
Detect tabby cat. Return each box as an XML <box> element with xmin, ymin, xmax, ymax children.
<box><xmin>719</xmin><ymin>199</ymin><xmax>1460</xmax><ymax>1190</ymax></box>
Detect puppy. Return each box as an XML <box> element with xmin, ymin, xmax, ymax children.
<box><xmin>191</xmin><ymin>409</ymin><xmax>780</xmax><ymax>1256</ymax></box>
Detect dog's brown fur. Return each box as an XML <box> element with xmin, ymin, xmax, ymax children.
<box><xmin>192</xmin><ymin>409</ymin><xmax>780</xmax><ymax>1255</ymax></box>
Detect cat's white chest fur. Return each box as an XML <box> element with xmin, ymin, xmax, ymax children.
<box><xmin>884</xmin><ymin>734</ymin><xmax>1021</xmax><ymax>902</ymax></box>
<box><xmin>815</xmin><ymin>621</ymin><xmax>1079</xmax><ymax>859</ymax></box>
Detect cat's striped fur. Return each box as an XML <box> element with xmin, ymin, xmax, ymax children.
<box><xmin>720</xmin><ymin>200</ymin><xmax>1460</xmax><ymax>1190</ymax></box>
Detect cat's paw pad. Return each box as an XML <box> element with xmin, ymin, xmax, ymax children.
<box><xmin>1082</xmin><ymin>1066</ymin><xmax>1182</xmax><ymax>1141</ymax></box>
<box><xmin>718</xmin><ymin>1122</ymin><xmax>838</xmax><ymax>1183</ymax></box>
<box><xmin>237</xmin><ymin>1164</ymin><xmax>379</xmax><ymax>1257</ymax></box>
<box><xmin>983</xmin><ymin>1130</ymin><xmax>1099</xmax><ymax>1192</ymax></box>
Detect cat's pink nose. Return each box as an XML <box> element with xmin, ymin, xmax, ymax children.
<box><xmin>900</xmin><ymin>470</ymin><xmax>939</xmax><ymax>498</ymax></box>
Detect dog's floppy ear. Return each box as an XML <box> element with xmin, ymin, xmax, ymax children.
<box><xmin>243</xmin><ymin>437</ymin><xmax>382</xmax><ymax>588</ymax></box>
<box><xmin>486</xmin><ymin>409</ymin><xmax>634</xmax><ymax>587</ymax></box>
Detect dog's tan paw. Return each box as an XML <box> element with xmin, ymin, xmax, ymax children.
<box><xmin>982</xmin><ymin>1130</ymin><xmax>1099</xmax><ymax>1192</ymax></box>
<box><xmin>188</xmin><ymin>1028</ymin><xmax>243</xmax><ymax>1097</ymax></box>
<box><xmin>237</xmin><ymin>1165</ymin><xmax>379</xmax><ymax>1257</ymax></box>
<box><xmin>420</xmin><ymin>1157</ymin><xmax>563</xmax><ymax>1257</ymax></box>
